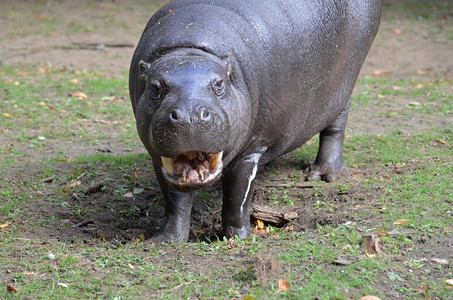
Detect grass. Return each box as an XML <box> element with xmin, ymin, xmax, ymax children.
<box><xmin>352</xmin><ymin>77</ymin><xmax>452</xmax><ymax>117</ymax></box>
<box><xmin>1</xmin><ymin>126</ymin><xmax>452</xmax><ymax>299</ymax></box>
<box><xmin>0</xmin><ymin>66</ymin><xmax>141</xmax><ymax>164</ymax></box>
<box><xmin>381</xmin><ymin>0</ymin><xmax>453</xmax><ymax>21</ymax></box>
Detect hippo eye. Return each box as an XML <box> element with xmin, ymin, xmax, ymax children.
<box><xmin>212</xmin><ymin>79</ymin><xmax>225</xmax><ymax>96</ymax></box>
<box><xmin>149</xmin><ymin>80</ymin><xmax>163</xmax><ymax>100</ymax></box>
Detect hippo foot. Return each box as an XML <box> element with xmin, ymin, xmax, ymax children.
<box><xmin>304</xmin><ymin>163</ymin><xmax>349</xmax><ymax>183</ymax></box>
<box><xmin>149</xmin><ymin>232</ymin><xmax>174</xmax><ymax>243</ymax></box>
<box><xmin>149</xmin><ymin>229</ymin><xmax>189</xmax><ymax>243</ymax></box>
<box><xmin>223</xmin><ymin>224</ymin><xmax>251</xmax><ymax>240</ymax></box>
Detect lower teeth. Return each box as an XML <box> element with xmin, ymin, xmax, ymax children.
<box><xmin>181</xmin><ymin>168</ymin><xmax>187</xmax><ymax>182</ymax></box>
<box><xmin>198</xmin><ymin>169</ymin><xmax>205</xmax><ymax>181</ymax></box>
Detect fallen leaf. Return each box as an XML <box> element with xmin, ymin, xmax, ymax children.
<box><xmin>278</xmin><ymin>279</ymin><xmax>290</xmax><ymax>292</ymax></box>
<box><xmin>7</xmin><ymin>284</ymin><xmax>18</xmax><ymax>293</ymax></box>
<box><xmin>63</xmin><ymin>180</ymin><xmax>81</xmax><ymax>194</ymax></box>
<box><xmin>70</xmin><ymin>78</ymin><xmax>81</xmax><ymax>84</ymax></box>
<box><xmin>415</xmin><ymin>84</ymin><xmax>424</xmax><ymax>89</ymax></box>
<box><xmin>446</xmin><ymin>279</ymin><xmax>453</xmax><ymax>286</ymax></box>
<box><xmin>284</xmin><ymin>225</ymin><xmax>294</xmax><ymax>232</ymax></box>
<box><xmin>136</xmin><ymin>233</ymin><xmax>145</xmax><ymax>243</ymax></box>
<box><xmin>123</xmin><ymin>192</ymin><xmax>134</xmax><ymax>198</ymax></box>
<box><xmin>417</xmin><ymin>69</ymin><xmax>426</xmax><ymax>75</ymax></box>
<box><xmin>371</xmin><ymin>68</ymin><xmax>387</xmax><ymax>75</ymax></box>
<box><xmin>376</xmin><ymin>228</ymin><xmax>388</xmax><ymax>235</ymax></box>
<box><xmin>226</xmin><ymin>237</ymin><xmax>235</xmax><ymax>249</ymax></box>
<box><xmin>128</xmin><ymin>263</ymin><xmax>135</xmax><ymax>270</ymax></box>
<box><xmin>228</xmin><ymin>289</ymin><xmax>241</xmax><ymax>298</ymax></box>
<box><xmin>133</xmin><ymin>169</ymin><xmax>140</xmax><ymax>178</ymax></box>
<box><xmin>393</xmin><ymin>28</ymin><xmax>402</xmax><ymax>34</ymax></box>
<box><xmin>255</xmin><ymin>219</ymin><xmax>265</xmax><ymax>230</ymax></box>
<box><xmin>23</xmin><ymin>271</ymin><xmax>35</xmax><ymax>277</ymax></box>
<box><xmin>408</xmin><ymin>101</ymin><xmax>421</xmax><ymax>107</ymax></box>
<box><xmin>413</xmin><ymin>284</ymin><xmax>430</xmax><ymax>299</ymax></box>
<box><xmin>0</xmin><ymin>222</ymin><xmax>12</xmax><ymax>230</ymax></box>
<box><xmin>68</xmin><ymin>91</ymin><xmax>88</xmax><ymax>100</ymax></box>
<box><xmin>393</xmin><ymin>219</ymin><xmax>410</xmax><ymax>225</ymax></box>
<box><xmin>436</xmin><ymin>139</ymin><xmax>447</xmax><ymax>145</ymax></box>
<box><xmin>2</xmin><ymin>113</ymin><xmax>15</xmax><ymax>118</ymax></box>
<box><xmin>255</xmin><ymin>228</ymin><xmax>266</xmax><ymax>234</ymax></box>
<box><xmin>17</xmin><ymin>71</ymin><xmax>31</xmax><ymax>76</ymax></box>
<box><xmin>242</xmin><ymin>296</ymin><xmax>256</xmax><ymax>300</ymax></box>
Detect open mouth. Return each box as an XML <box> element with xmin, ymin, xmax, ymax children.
<box><xmin>161</xmin><ymin>151</ymin><xmax>223</xmax><ymax>187</ymax></box>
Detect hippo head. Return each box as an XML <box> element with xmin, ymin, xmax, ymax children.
<box><xmin>135</xmin><ymin>49</ymin><xmax>251</xmax><ymax>190</ymax></box>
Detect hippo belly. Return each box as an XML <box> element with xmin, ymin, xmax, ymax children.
<box><xmin>129</xmin><ymin>0</ymin><xmax>381</xmax><ymax>242</ymax></box>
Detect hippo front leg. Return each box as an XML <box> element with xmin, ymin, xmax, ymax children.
<box><xmin>222</xmin><ymin>149</ymin><xmax>267</xmax><ymax>239</ymax></box>
<box><xmin>151</xmin><ymin>161</ymin><xmax>193</xmax><ymax>243</ymax></box>
<box><xmin>304</xmin><ymin>100</ymin><xmax>351</xmax><ymax>182</ymax></box>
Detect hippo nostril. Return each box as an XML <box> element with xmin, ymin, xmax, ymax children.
<box><xmin>199</xmin><ymin>107</ymin><xmax>211</xmax><ymax>122</ymax></box>
<box><xmin>170</xmin><ymin>110</ymin><xmax>179</xmax><ymax>122</ymax></box>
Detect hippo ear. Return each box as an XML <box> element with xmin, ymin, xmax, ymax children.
<box><xmin>139</xmin><ymin>60</ymin><xmax>151</xmax><ymax>80</ymax></box>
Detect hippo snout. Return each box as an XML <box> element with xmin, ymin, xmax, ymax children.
<box><xmin>168</xmin><ymin>106</ymin><xmax>213</xmax><ymax>127</ymax></box>
<box><xmin>153</xmin><ymin>102</ymin><xmax>229</xmax><ymax>158</ymax></box>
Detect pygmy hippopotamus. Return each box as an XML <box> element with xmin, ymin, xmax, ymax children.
<box><xmin>129</xmin><ymin>0</ymin><xmax>381</xmax><ymax>242</ymax></box>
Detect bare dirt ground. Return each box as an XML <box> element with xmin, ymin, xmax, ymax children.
<box><xmin>0</xmin><ymin>0</ymin><xmax>452</xmax><ymax>298</ymax></box>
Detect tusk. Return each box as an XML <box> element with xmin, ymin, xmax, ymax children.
<box><xmin>198</xmin><ymin>168</ymin><xmax>205</xmax><ymax>181</ymax></box>
<box><xmin>181</xmin><ymin>168</ymin><xmax>187</xmax><ymax>182</ymax></box>
<box><xmin>210</xmin><ymin>151</ymin><xmax>223</xmax><ymax>171</ymax></box>
<box><xmin>161</xmin><ymin>157</ymin><xmax>174</xmax><ymax>175</ymax></box>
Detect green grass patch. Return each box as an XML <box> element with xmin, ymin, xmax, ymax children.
<box><xmin>1</xmin><ymin>127</ymin><xmax>452</xmax><ymax>298</ymax></box>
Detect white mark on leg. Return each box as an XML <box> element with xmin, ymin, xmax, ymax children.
<box><xmin>240</xmin><ymin>147</ymin><xmax>267</xmax><ymax>214</ymax></box>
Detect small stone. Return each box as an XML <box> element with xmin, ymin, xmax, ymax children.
<box><xmin>332</xmin><ymin>258</ymin><xmax>353</xmax><ymax>266</ymax></box>
<box><xmin>431</xmin><ymin>258</ymin><xmax>449</xmax><ymax>265</ymax></box>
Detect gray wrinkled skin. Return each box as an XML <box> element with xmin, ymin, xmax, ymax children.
<box><xmin>129</xmin><ymin>0</ymin><xmax>382</xmax><ymax>242</ymax></box>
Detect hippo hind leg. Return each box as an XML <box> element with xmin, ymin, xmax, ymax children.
<box><xmin>304</xmin><ymin>100</ymin><xmax>351</xmax><ymax>182</ymax></box>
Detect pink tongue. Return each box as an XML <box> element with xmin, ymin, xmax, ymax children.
<box><xmin>186</xmin><ymin>169</ymin><xmax>198</xmax><ymax>181</ymax></box>
<box><xmin>174</xmin><ymin>161</ymin><xmax>192</xmax><ymax>174</ymax></box>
